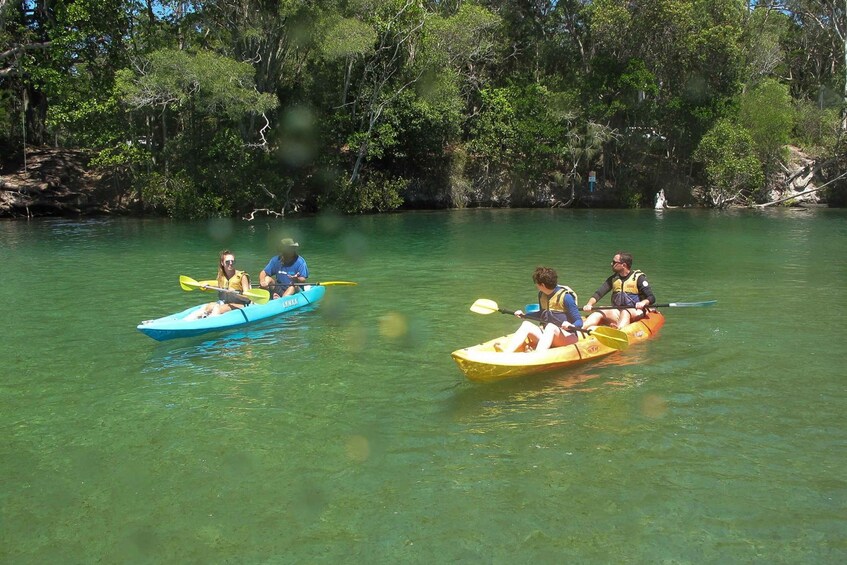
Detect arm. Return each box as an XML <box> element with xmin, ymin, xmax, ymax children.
<box><xmin>292</xmin><ymin>257</ymin><xmax>309</xmax><ymax>283</ymax></box>
<box><xmin>583</xmin><ymin>277</ymin><xmax>614</xmax><ymax>311</ymax></box>
<box><xmin>562</xmin><ymin>294</ymin><xmax>583</xmax><ymax>328</ymax></box>
<box><xmin>635</xmin><ymin>274</ymin><xmax>655</xmax><ymax>309</ymax></box>
<box><xmin>259</xmin><ymin>257</ymin><xmax>277</xmax><ymax>288</ymax></box>
<box><xmin>230</xmin><ymin>273</ymin><xmax>252</xmax><ymax>304</ymax></box>
<box><xmin>259</xmin><ymin>269</ymin><xmax>275</xmax><ymax>288</ymax></box>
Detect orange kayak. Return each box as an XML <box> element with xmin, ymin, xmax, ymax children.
<box><xmin>451</xmin><ymin>311</ymin><xmax>665</xmax><ymax>383</ymax></box>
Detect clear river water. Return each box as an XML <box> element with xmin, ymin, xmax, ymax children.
<box><xmin>1</xmin><ymin>208</ymin><xmax>845</xmax><ymax>562</ymax></box>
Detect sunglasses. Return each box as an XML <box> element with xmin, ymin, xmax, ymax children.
<box><xmin>224</xmin><ymin>259</ymin><xmax>235</xmax><ymax>266</ymax></box>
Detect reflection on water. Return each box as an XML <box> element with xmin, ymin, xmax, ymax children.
<box><xmin>446</xmin><ymin>345</ymin><xmax>662</xmax><ymax>427</ymax></box>
<box><xmin>142</xmin><ymin>303</ymin><xmax>322</xmax><ymax>375</ymax></box>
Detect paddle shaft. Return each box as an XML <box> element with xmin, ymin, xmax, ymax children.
<box><xmin>503</xmin><ymin>307</ymin><xmax>627</xmax><ymax>348</ymax></box>
<box><xmin>502</xmin><ymin>308</ymin><xmax>583</xmax><ymax>330</ymax></box>
<box><xmin>261</xmin><ymin>281</ymin><xmax>357</xmax><ymax>288</ymax></box>
<box><xmin>199</xmin><ymin>284</ymin><xmax>255</xmax><ymax>302</ymax></box>
<box><xmin>290</xmin><ymin>281</ymin><xmax>357</xmax><ymax>287</ymax></box>
<box><xmin>590</xmin><ymin>300</ymin><xmax>716</xmax><ymax>310</ymax></box>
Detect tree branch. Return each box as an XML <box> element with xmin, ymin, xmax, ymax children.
<box><xmin>755</xmin><ymin>171</ymin><xmax>847</xmax><ymax>207</ymax></box>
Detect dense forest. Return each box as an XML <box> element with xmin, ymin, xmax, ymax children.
<box><xmin>1</xmin><ymin>0</ymin><xmax>845</xmax><ymax>218</ymax></box>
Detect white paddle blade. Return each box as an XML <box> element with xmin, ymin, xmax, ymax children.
<box><xmin>470</xmin><ymin>299</ymin><xmax>499</xmax><ymax>315</ymax></box>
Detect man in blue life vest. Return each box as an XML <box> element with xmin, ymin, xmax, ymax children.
<box><xmin>497</xmin><ymin>266</ymin><xmax>583</xmax><ymax>353</ymax></box>
<box><xmin>582</xmin><ymin>251</ymin><xmax>655</xmax><ymax>329</ymax></box>
<box><xmin>259</xmin><ymin>237</ymin><xmax>309</xmax><ymax>299</ymax></box>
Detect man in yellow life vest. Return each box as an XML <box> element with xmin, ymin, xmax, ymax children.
<box><xmin>582</xmin><ymin>251</ymin><xmax>655</xmax><ymax>329</ymax></box>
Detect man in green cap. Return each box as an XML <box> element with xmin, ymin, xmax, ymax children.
<box><xmin>259</xmin><ymin>237</ymin><xmax>309</xmax><ymax>298</ymax></box>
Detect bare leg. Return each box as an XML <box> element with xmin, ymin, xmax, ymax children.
<box><xmin>535</xmin><ymin>325</ymin><xmax>581</xmax><ymax>351</ymax></box>
<box><xmin>582</xmin><ymin>311</ymin><xmax>606</xmax><ymax>330</ymax></box>
<box><xmin>535</xmin><ymin>324</ymin><xmax>559</xmax><ymax>351</ymax></box>
<box><xmin>209</xmin><ymin>303</ymin><xmax>234</xmax><ymax>317</ymax></box>
<box><xmin>185</xmin><ymin>303</ymin><xmax>215</xmax><ymax>320</ymax></box>
<box><xmin>616</xmin><ymin>308</ymin><xmax>644</xmax><ymax>329</ymax></box>
<box><xmin>499</xmin><ymin>321</ymin><xmax>543</xmax><ymax>352</ymax></box>
<box><xmin>604</xmin><ymin>309</ymin><xmax>625</xmax><ymax>328</ymax></box>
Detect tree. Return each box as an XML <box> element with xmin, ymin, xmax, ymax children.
<box><xmin>694</xmin><ymin>118</ymin><xmax>765</xmax><ymax>207</ymax></box>
<box><xmin>739</xmin><ymin>77</ymin><xmax>794</xmax><ymax>174</ymax></box>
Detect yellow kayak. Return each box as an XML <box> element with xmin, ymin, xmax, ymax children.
<box><xmin>451</xmin><ymin>311</ymin><xmax>665</xmax><ymax>383</ymax></box>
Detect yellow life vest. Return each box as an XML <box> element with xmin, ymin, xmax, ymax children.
<box><xmin>539</xmin><ymin>285</ymin><xmax>578</xmax><ymax>312</ymax></box>
<box><xmin>217</xmin><ymin>270</ymin><xmax>250</xmax><ymax>302</ymax></box>
<box><xmin>611</xmin><ymin>270</ymin><xmax>644</xmax><ymax>306</ymax></box>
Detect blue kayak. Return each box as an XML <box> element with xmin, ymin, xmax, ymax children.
<box><xmin>137</xmin><ymin>285</ymin><xmax>326</xmax><ymax>341</ymax></box>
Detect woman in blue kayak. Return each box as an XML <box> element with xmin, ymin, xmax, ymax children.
<box><xmin>185</xmin><ymin>250</ymin><xmax>252</xmax><ymax>320</ymax></box>
<box><xmin>496</xmin><ymin>266</ymin><xmax>583</xmax><ymax>353</ymax></box>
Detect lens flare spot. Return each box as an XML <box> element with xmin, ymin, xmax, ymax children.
<box><xmin>641</xmin><ymin>394</ymin><xmax>667</xmax><ymax>419</ymax></box>
<box><xmin>346</xmin><ymin>435</ymin><xmax>370</xmax><ymax>462</ymax></box>
<box><xmin>207</xmin><ymin>218</ymin><xmax>233</xmax><ymax>242</ymax></box>
<box><xmin>379</xmin><ymin>312</ymin><xmax>408</xmax><ymax>339</ymax></box>
<box><xmin>344</xmin><ymin>321</ymin><xmax>368</xmax><ymax>352</ymax></box>
<box><xmin>343</xmin><ymin>231</ymin><xmax>368</xmax><ymax>262</ymax></box>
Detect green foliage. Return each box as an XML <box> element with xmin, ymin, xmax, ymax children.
<box><xmin>742</xmin><ymin>7</ymin><xmax>792</xmax><ymax>84</ymax></box>
<box><xmin>0</xmin><ymin>89</ymin><xmax>13</xmax><ymax>153</ymax></box>
<box><xmin>138</xmin><ymin>171</ymin><xmax>226</xmax><ymax>219</ymax></box>
<box><xmin>423</xmin><ymin>3</ymin><xmax>500</xmax><ymax>69</ymax></box>
<box><xmin>3</xmin><ymin>0</ymin><xmax>844</xmax><ymax>216</ymax></box>
<box><xmin>740</xmin><ymin>78</ymin><xmax>794</xmax><ymax>172</ymax></box>
<box><xmin>117</xmin><ymin>49</ymin><xmax>277</xmax><ymax>117</ymax></box>
<box><xmin>694</xmin><ymin>118</ymin><xmax>764</xmax><ymax>207</ymax></box>
<box><xmin>793</xmin><ymin>99</ymin><xmax>840</xmax><ymax>153</ymax></box>
<box><xmin>88</xmin><ymin>142</ymin><xmax>151</xmax><ymax>170</ymax></box>
<box><xmin>319</xmin><ymin>16</ymin><xmax>377</xmax><ymax>60</ymax></box>
<box><xmin>323</xmin><ymin>172</ymin><xmax>405</xmax><ymax>214</ymax></box>
<box><xmin>468</xmin><ymin>88</ymin><xmax>516</xmax><ymax>167</ymax></box>
<box><xmin>468</xmin><ymin>84</ymin><xmax>576</xmax><ymax>202</ymax></box>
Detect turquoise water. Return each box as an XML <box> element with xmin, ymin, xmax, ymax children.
<box><xmin>1</xmin><ymin>209</ymin><xmax>845</xmax><ymax>562</ymax></box>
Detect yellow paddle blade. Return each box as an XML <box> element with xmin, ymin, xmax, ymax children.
<box><xmin>470</xmin><ymin>298</ymin><xmax>499</xmax><ymax>315</ymax></box>
<box><xmin>179</xmin><ymin>275</ymin><xmax>201</xmax><ymax>291</ymax></box>
<box><xmin>242</xmin><ymin>288</ymin><xmax>270</xmax><ymax>305</ymax></box>
<box><xmin>590</xmin><ymin>326</ymin><xmax>630</xmax><ymax>351</ymax></box>
<box><xmin>319</xmin><ymin>281</ymin><xmax>357</xmax><ymax>286</ymax></box>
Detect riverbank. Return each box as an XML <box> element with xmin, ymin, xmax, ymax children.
<box><xmin>1</xmin><ymin>146</ymin><xmax>838</xmax><ymax>218</ymax></box>
<box><xmin>0</xmin><ymin>147</ymin><xmax>142</xmax><ymax>218</ymax></box>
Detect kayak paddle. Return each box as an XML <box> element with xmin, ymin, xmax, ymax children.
<box><xmin>523</xmin><ymin>304</ymin><xmax>629</xmax><ymax>350</ymax></box>
<box><xmin>290</xmin><ymin>281</ymin><xmax>358</xmax><ymax>286</ymax></box>
<box><xmin>470</xmin><ymin>299</ymin><xmax>629</xmax><ymax>351</ymax></box>
<box><xmin>591</xmin><ymin>300</ymin><xmax>717</xmax><ymax>309</ymax></box>
<box><xmin>179</xmin><ymin>275</ymin><xmax>270</xmax><ymax>305</ymax></box>
<box><xmin>184</xmin><ymin>279</ymin><xmax>218</xmax><ymax>291</ymax></box>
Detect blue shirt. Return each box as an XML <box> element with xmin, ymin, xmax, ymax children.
<box><xmin>263</xmin><ymin>255</ymin><xmax>308</xmax><ymax>287</ymax></box>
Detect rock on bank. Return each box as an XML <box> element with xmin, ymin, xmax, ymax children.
<box><xmin>1</xmin><ymin>148</ymin><xmax>135</xmax><ymax>218</ymax></box>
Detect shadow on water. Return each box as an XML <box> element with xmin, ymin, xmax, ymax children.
<box><xmin>444</xmin><ymin>347</ymin><xmax>657</xmax><ymax>422</ymax></box>
<box><xmin>141</xmin><ymin>303</ymin><xmax>323</xmax><ymax>375</ymax></box>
